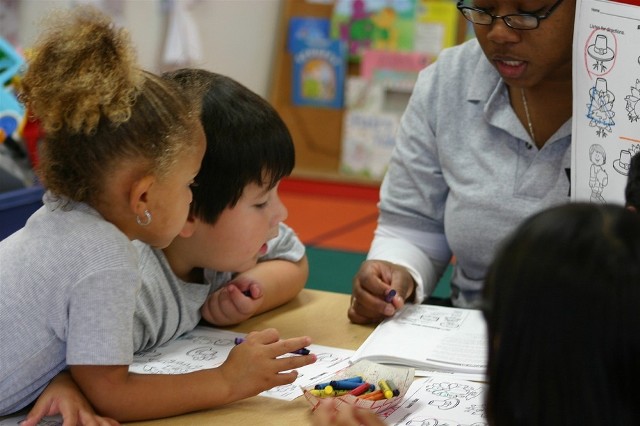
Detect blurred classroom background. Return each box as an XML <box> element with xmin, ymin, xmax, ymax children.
<box><xmin>1</xmin><ymin>0</ymin><xmax>461</xmax><ymax>296</ymax></box>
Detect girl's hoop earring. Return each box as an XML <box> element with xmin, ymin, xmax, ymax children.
<box><xmin>136</xmin><ymin>210</ymin><xmax>152</xmax><ymax>226</ymax></box>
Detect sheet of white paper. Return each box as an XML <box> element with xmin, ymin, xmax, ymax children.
<box><xmin>129</xmin><ymin>325</ymin><xmax>355</xmax><ymax>401</ymax></box>
<box><xmin>0</xmin><ymin>415</ymin><xmax>62</xmax><ymax>425</ymax></box>
<box><xmin>572</xmin><ymin>0</ymin><xmax>640</xmax><ymax>205</ymax></box>
<box><xmin>381</xmin><ymin>375</ymin><xmax>488</xmax><ymax>425</ymax></box>
<box><xmin>352</xmin><ymin>305</ymin><xmax>487</xmax><ymax>375</ymax></box>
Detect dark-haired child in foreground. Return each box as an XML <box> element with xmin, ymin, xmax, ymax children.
<box><xmin>625</xmin><ymin>151</ymin><xmax>640</xmax><ymax>212</ymax></box>
<box><xmin>25</xmin><ymin>69</ymin><xmax>314</xmax><ymax>424</ymax></box>
<box><xmin>313</xmin><ymin>203</ymin><xmax>640</xmax><ymax>426</ymax></box>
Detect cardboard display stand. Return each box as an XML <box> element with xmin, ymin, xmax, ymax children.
<box><xmin>270</xmin><ymin>0</ymin><xmax>357</xmax><ymax>178</ymax></box>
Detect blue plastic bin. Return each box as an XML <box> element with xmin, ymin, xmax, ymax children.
<box><xmin>0</xmin><ymin>185</ymin><xmax>44</xmax><ymax>240</ymax></box>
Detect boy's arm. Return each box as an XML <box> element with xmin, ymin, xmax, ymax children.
<box><xmin>69</xmin><ymin>329</ymin><xmax>314</xmax><ymax>422</ymax></box>
<box><xmin>201</xmin><ymin>255</ymin><xmax>308</xmax><ymax>326</ymax></box>
<box><xmin>22</xmin><ymin>371</ymin><xmax>119</xmax><ymax>426</ymax></box>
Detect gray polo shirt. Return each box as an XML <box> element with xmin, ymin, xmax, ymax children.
<box><xmin>0</xmin><ymin>193</ymin><xmax>139</xmax><ymax>414</ymax></box>
<box><xmin>368</xmin><ymin>38</ymin><xmax>572</xmax><ymax>308</ymax></box>
<box><xmin>132</xmin><ymin>222</ymin><xmax>305</xmax><ymax>352</ymax></box>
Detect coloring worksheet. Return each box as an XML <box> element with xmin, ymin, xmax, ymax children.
<box><xmin>129</xmin><ymin>325</ymin><xmax>355</xmax><ymax>401</ymax></box>
<box><xmin>382</xmin><ymin>375</ymin><xmax>488</xmax><ymax>426</ymax></box>
<box><xmin>572</xmin><ymin>0</ymin><xmax>640</xmax><ymax>204</ymax></box>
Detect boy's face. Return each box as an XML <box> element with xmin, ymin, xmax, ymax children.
<box><xmin>191</xmin><ymin>181</ymin><xmax>288</xmax><ymax>272</ymax></box>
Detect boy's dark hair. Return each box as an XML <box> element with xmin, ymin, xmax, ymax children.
<box><xmin>163</xmin><ymin>69</ymin><xmax>295</xmax><ymax>224</ymax></box>
<box><xmin>483</xmin><ymin>202</ymin><xmax>640</xmax><ymax>425</ymax></box>
<box><xmin>625</xmin><ymin>151</ymin><xmax>640</xmax><ymax>210</ymax></box>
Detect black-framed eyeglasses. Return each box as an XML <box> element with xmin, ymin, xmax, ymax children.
<box><xmin>456</xmin><ymin>0</ymin><xmax>565</xmax><ymax>30</ymax></box>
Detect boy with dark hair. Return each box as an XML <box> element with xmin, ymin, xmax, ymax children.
<box><xmin>132</xmin><ymin>68</ymin><xmax>309</xmax><ymax>350</ymax></box>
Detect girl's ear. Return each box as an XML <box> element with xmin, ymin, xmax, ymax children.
<box><xmin>129</xmin><ymin>175</ymin><xmax>155</xmax><ymax>217</ymax></box>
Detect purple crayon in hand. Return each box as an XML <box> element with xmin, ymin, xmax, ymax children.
<box><xmin>384</xmin><ymin>289</ymin><xmax>397</xmax><ymax>303</ymax></box>
<box><xmin>234</xmin><ymin>337</ymin><xmax>311</xmax><ymax>356</ymax></box>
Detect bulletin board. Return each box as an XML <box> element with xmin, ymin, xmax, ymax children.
<box><xmin>270</xmin><ymin>0</ymin><xmax>356</xmax><ymax>177</ymax></box>
<box><xmin>269</xmin><ymin>0</ymin><xmax>468</xmax><ymax>180</ymax></box>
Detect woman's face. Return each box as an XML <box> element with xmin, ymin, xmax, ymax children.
<box><xmin>471</xmin><ymin>0</ymin><xmax>576</xmax><ymax>89</ymax></box>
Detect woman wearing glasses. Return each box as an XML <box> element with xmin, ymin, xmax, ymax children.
<box><xmin>349</xmin><ymin>0</ymin><xmax>575</xmax><ymax>323</ymax></box>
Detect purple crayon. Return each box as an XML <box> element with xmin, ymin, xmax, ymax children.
<box><xmin>234</xmin><ymin>337</ymin><xmax>311</xmax><ymax>356</ymax></box>
<box><xmin>384</xmin><ymin>289</ymin><xmax>397</xmax><ymax>303</ymax></box>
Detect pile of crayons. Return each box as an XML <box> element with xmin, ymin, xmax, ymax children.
<box><xmin>308</xmin><ymin>376</ymin><xmax>400</xmax><ymax>401</ymax></box>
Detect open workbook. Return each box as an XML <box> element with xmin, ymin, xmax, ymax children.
<box><xmin>351</xmin><ymin>304</ymin><xmax>488</xmax><ymax>375</ymax></box>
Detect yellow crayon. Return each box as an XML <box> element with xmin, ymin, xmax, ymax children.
<box><xmin>309</xmin><ymin>389</ymin><xmax>349</xmax><ymax>397</ymax></box>
<box><xmin>378</xmin><ymin>379</ymin><xmax>394</xmax><ymax>399</ymax></box>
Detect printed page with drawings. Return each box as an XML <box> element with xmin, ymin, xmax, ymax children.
<box><xmin>351</xmin><ymin>305</ymin><xmax>487</xmax><ymax>378</ymax></box>
<box><xmin>572</xmin><ymin>0</ymin><xmax>640</xmax><ymax>204</ymax></box>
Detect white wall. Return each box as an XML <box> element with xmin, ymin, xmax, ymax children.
<box><xmin>16</xmin><ymin>0</ymin><xmax>283</xmax><ymax>97</ymax></box>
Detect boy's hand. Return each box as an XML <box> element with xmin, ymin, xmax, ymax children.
<box><xmin>201</xmin><ymin>276</ymin><xmax>265</xmax><ymax>326</ymax></box>
<box><xmin>23</xmin><ymin>371</ymin><xmax>119</xmax><ymax>426</ymax></box>
<box><xmin>219</xmin><ymin>328</ymin><xmax>316</xmax><ymax>401</ymax></box>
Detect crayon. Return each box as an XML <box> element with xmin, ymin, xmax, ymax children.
<box><xmin>309</xmin><ymin>389</ymin><xmax>350</xmax><ymax>397</ymax></box>
<box><xmin>348</xmin><ymin>382</ymin><xmax>373</xmax><ymax>396</ymax></box>
<box><xmin>386</xmin><ymin>379</ymin><xmax>400</xmax><ymax>397</ymax></box>
<box><xmin>358</xmin><ymin>390</ymin><xmax>385</xmax><ymax>401</ymax></box>
<box><xmin>329</xmin><ymin>380</ymin><xmax>364</xmax><ymax>390</ymax></box>
<box><xmin>234</xmin><ymin>337</ymin><xmax>310</xmax><ymax>356</ymax></box>
<box><xmin>314</xmin><ymin>376</ymin><xmax>363</xmax><ymax>389</ymax></box>
<box><xmin>378</xmin><ymin>379</ymin><xmax>394</xmax><ymax>399</ymax></box>
<box><xmin>384</xmin><ymin>289</ymin><xmax>397</xmax><ymax>303</ymax></box>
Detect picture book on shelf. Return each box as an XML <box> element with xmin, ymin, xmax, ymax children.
<box><xmin>291</xmin><ymin>36</ymin><xmax>347</xmax><ymax>109</ymax></box>
<box><xmin>414</xmin><ymin>0</ymin><xmax>460</xmax><ymax>58</ymax></box>
<box><xmin>571</xmin><ymin>0</ymin><xmax>640</xmax><ymax>205</ymax></box>
<box><xmin>331</xmin><ymin>0</ymin><xmax>417</xmax><ymax>62</ymax></box>
<box><xmin>287</xmin><ymin>16</ymin><xmax>331</xmax><ymax>53</ymax></box>
<box><xmin>351</xmin><ymin>304</ymin><xmax>488</xmax><ymax>376</ymax></box>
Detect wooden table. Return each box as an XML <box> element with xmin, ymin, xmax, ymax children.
<box><xmin>127</xmin><ymin>289</ymin><xmax>375</xmax><ymax>426</ymax></box>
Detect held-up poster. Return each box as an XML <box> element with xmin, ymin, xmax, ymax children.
<box><xmin>572</xmin><ymin>0</ymin><xmax>640</xmax><ymax>205</ymax></box>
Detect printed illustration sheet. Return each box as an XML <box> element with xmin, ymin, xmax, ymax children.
<box><xmin>382</xmin><ymin>375</ymin><xmax>488</xmax><ymax>425</ymax></box>
<box><xmin>572</xmin><ymin>0</ymin><xmax>640</xmax><ymax>204</ymax></box>
<box><xmin>351</xmin><ymin>305</ymin><xmax>487</xmax><ymax>376</ymax></box>
<box><xmin>128</xmin><ymin>325</ymin><xmax>355</xmax><ymax>401</ymax></box>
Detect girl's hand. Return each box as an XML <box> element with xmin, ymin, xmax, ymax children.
<box><xmin>219</xmin><ymin>328</ymin><xmax>316</xmax><ymax>400</ymax></box>
<box><xmin>22</xmin><ymin>371</ymin><xmax>119</xmax><ymax>426</ymax></box>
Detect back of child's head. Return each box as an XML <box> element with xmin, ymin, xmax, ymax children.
<box><xmin>625</xmin><ymin>151</ymin><xmax>640</xmax><ymax>211</ymax></box>
<box><xmin>19</xmin><ymin>6</ymin><xmax>200</xmax><ymax>204</ymax></box>
<box><xmin>484</xmin><ymin>202</ymin><xmax>640</xmax><ymax>425</ymax></box>
<box><xmin>162</xmin><ymin>68</ymin><xmax>294</xmax><ymax>224</ymax></box>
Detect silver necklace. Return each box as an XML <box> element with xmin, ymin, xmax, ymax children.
<box><xmin>521</xmin><ymin>88</ymin><xmax>535</xmax><ymax>142</ymax></box>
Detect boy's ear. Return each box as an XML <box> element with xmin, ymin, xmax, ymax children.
<box><xmin>626</xmin><ymin>205</ymin><xmax>637</xmax><ymax>214</ymax></box>
<box><xmin>178</xmin><ymin>212</ymin><xmax>199</xmax><ymax>238</ymax></box>
<box><xmin>129</xmin><ymin>175</ymin><xmax>155</xmax><ymax>217</ymax></box>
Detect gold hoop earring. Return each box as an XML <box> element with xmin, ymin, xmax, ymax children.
<box><xmin>136</xmin><ymin>210</ymin><xmax>152</xmax><ymax>226</ymax></box>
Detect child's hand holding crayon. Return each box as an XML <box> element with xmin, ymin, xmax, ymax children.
<box><xmin>221</xmin><ymin>328</ymin><xmax>316</xmax><ymax>401</ymax></box>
